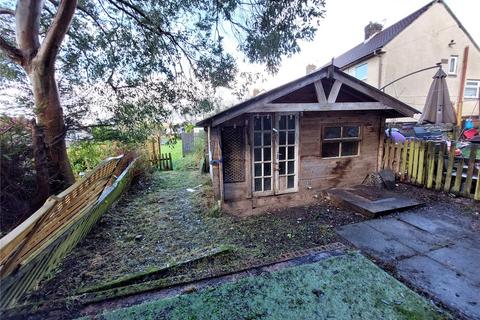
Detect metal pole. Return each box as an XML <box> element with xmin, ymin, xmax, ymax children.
<box><xmin>380</xmin><ymin>63</ymin><xmax>441</xmax><ymax>91</ymax></box>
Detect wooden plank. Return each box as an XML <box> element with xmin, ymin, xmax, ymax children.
<box><xmin>313</xmin><ymin>80</ymin><xmax>327</xmax><ymax>103</ymax></box>
<box><xmin>209</xmin><ymin>69</ymin><xmax>328</xmax><ymax>126</ymax></box>
<box><xmin>417</xmin><ymin>141</ymin><xmax>426</xmax><ymax>185</ymax></box>
<box><xmin>400</xmin><ymin>140</ymin><xmax>408</xmax><ymax>181</ymax></box>
<box><xmin>475</xmin><ymin>168</ymin><xmax>480</xmax><ymax>200</ymax></box>
<box><xmin>463</xmin><ymin>144</ymin><xmax>477</xmax><ymax>197</ymax></box>
<box><xmin>383</xmin><ymin>139</ymin><xmax>391</xmax><ymax>169</ymax></box>
<box><xmin>327</xmin><ymin>80</ymin><xmax>342</xmax><ymax>103</ymax></box>
<box><xmin>452</xmin><ymin>158</ymin><xmax>464</xmax><ymax>194</ymax></box>
<box><xmin>435</xmin><ymin>143</ymin><xmax>446</xmax><ymax>190</ymax></box>
<box><xmin>426</xmin><ymin>142</ymin><xmax>436</xmax><ymax>189</ymax></box>
<box><xmin>255</xmin><ymin>102</ymin><xmax>392</xmax><ymax>113</ymax></box>
<box><xmin>407</xmin><ymin>139</ymin><xmax>415</xmax><ymax>182</ymax></box>
<box><xmin>444</xmin><ymin>141</ymin><xmax>456</xmax><ymax>192</ymax></box>
<box><xmin>394</xmin><ymin>143</ymin><xmax>402</xmax><ymax>175</ymax></box>
<box><xmin>412</xmin><ymin>140</ymin><xmax>419</xmax><ymax>183</ymax></box>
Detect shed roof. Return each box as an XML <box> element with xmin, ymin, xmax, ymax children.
<box><xmin>197</xmin><ymin>65</ymin><xmax>419</xmax><ymax>127</ymax></box>
<box><xmin>331</xmin><ymin>0</ymin><xmax>479</xmax><ymax>69</ymax></box>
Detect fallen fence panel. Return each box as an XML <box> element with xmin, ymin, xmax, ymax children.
<box><xmin>0</xmin><ymin>155</ymin><xmax>138</xmax><ymax>309</ymax></box>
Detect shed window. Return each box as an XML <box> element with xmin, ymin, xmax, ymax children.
<box><xmin>322</xmin><ymin>125</ymin><xmax>361</xmax><ymax>158</ymax></box>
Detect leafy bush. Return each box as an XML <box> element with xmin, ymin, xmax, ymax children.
<box><xmin>67</xmin><ymin>141</ymin><xmax>127</xmax><ymax>176</ymax></box>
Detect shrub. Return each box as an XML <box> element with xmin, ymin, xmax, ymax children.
<box><xmin>67</xmin><ymin>141</ymin><xmax>126</xmax><ymax>176</ymax></box>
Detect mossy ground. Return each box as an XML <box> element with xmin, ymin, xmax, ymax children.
<box><xmin>22</xmin><ymin>169</ymin><xmax>364</xmax><ymax>304</ymax></box>
<box><xmin>97</xmin><ymin>252</ymin><xmax>447</xmax><ymax>320</ymax></box>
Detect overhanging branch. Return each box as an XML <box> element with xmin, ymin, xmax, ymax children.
<box><xmin>0</xmin><ymin>7</ymin><xmax>14</xmax><ymax>16</ymax></box>
<box><xmin>0</xmin><ymin>36</ymin><xmax>24</xmax><ymax>64</ymax></box>
<box><xmin>37</xmin><ymin>0</ymin><xmax>77</xmax><ymax>65</ymax></box>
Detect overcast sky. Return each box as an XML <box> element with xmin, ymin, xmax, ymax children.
<box><xmin>240</xmin><ymin>0</ymin><xmax>480</xmax><ymax>92</ymax></box>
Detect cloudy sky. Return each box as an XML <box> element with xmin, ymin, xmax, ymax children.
<box><xmin>236</xmin><ymin>0</ymin><xmax>480</xmax><ymax>93</ymax></box>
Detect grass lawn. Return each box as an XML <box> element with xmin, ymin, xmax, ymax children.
<box><xmin>22</xmin><ymin>170</ymin><xmax>364</xmax><ymax>308</ymax></box>
<box><xmin>98</xmin><ymin>252</ymin><xmax>447</xmax><ymax>320</ymax></box>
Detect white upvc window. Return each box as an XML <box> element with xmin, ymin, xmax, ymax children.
<box><xmin>354</xmin><ymin>63</ymin><xmax>368</xmax><ymax>81</ymax></box>
<box><xmin>448</xmin><ymin>56</ymin><xmax>458</xmax><ymax>75</ymax></box>
<box><xmin>464</xmin><ymin>80</ymin><xmax>480</xmax><ymax>99</ymax></box>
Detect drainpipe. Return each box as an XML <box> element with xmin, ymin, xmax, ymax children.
<box><xmin>456</xmin><ymin>46</ymin><xmax>469</xmax><ymax>125</ymax></box>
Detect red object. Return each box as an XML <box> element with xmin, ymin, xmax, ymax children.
<box><xmin>455</xmin><ymin>149</ymin><xmax>462</xmax><ymax>156</ymax></box>
<box><xmin>464</xmin><ymin>128</ymin><xmax>478</xmax><ymax>140</ymax></box>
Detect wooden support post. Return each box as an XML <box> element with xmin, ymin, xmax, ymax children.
<box><xmin>475</xmin><ymin>168</ymin><xmax>480</xmax><ymax>200</ymax></box>
<box><xmin>463</xmin><ymin>145</ymin><xmax>477</xmax><ymax>197</ymax></box>
<box><xmin>456</xmin><ymin>46</ymin><xmax>469</xmax><ymax>125</ymax></box>
<box><xmin>444</xmin><ymin>142</ymin><xmax>456</xmax><ymax>192</ymax></box>
<box><xmin>435</xmin><ymin>143</ymin><xmax>446</xmax><ymax>190</ymax></box>
<box><xmin>394</xmin><ymin>143</ymin><xmax>402</xmax><ymax>174</ymax></box>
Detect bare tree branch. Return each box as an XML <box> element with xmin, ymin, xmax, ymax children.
<box><xmin>37</xmin><ymin>0</ymin><xmax>77</xmax><ymax>65</ymax></box>
<box><xmin>0</xmin><ymin>36</ymin><xmax>24</xmax><ymax>64</ymax></box>
<box><xmin>0</xmin><ymin>7</ymin><xmax>15</xmax><ymax>16</ymax></box>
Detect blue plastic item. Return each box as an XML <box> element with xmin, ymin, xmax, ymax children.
<box><xmin>464</xmin><ymin>118</ymin><xmax>474</xmax><ymax>130</ymax></box>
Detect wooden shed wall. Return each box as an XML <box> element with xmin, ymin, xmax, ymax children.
<box><xmin>210</xmin><ymin>111</ymin><xmax>385</xmax><ymax>212</ymax></box>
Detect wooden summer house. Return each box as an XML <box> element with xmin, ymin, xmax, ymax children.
<box><xmin>197</xmin><ymin>65</ymin><xmax>418</xmax><ymax>214</ymax></box>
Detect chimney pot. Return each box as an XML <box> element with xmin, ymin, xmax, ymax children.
<box><xmin>364</xmin><ymin>21</ymin><xmax>383</xmax><ymax>40</ymax></box>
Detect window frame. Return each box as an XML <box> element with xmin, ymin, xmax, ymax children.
<box><xmin>251</xmin><ymin>113</ymin><xmax>274</xmax><ymax>196</ymax></box>
<box><xmin>448</xmin><ymin>55</ymin><xmax>458</xmax><ymax>75</ymax></box>
<box><xmin>354</xmin><ymin>63</ymin><xmax>368</xmax><ymax>81</ymax></box>
<box><xmin>464</xmin><ymin>79</ymin><xmax>480</xmax><ymax>99</ymax></box>
<box><xmin>321</xmin><ymin>125</ymin><xmax>362</xmax><ymax>159</ymax></box>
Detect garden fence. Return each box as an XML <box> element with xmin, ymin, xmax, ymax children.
<box><xmin>146</xmin><ymin>136</ymin><xmax>173</xmax><ymax>170</ymax></box>
<box><xmin>382</xmin><ymin>139</ymin><xmax>479</xmax><ymax>200</ymax></box>
<box><xmin>0</xmin><ymin>154</ymin><xmax>138</xmax><ymax>308</ymax></box>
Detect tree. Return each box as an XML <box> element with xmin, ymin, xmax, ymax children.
<box><xmin>0</xmin><ymin>0</ymin><xmax>326</xmax><ymax>196</ymax></box>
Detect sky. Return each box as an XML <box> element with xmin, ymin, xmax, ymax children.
<box><xmin>237</xmin><ymin>0</ymin><xmax>480</xmax><ymax>93</ymax></box>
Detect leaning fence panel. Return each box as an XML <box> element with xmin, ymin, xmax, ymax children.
<box><xmin>0</xmin><ymin>155</ymin><xmax>138</xmax><ymax>309</ymax></box>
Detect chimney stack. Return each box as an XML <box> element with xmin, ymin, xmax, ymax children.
<box><xmin>364</xmin><ymin>21</ymin><xmax>383</xmax><ymax>40</ymax></box>
<box><xmin>306</xmin><ymin>64</ymin><xmax>317</xmax><ymax>74</ymax></box>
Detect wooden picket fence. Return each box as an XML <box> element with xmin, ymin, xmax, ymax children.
<box><xmin>146</xmin><ymin>136</ymin><xmax>173</xmax><ymax>170</ymax></box>
<box><xmin>0</xmin><ymin>155</ymin><xmax>138</xmax><ymax>308</ymax></box>
<box><xmin>382</xmin><ymin>139</ymin><xmax>480</xmax><ymax>200</ymax></box>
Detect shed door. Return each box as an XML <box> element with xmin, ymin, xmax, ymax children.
<box><xmin>251</xmin><ymin>113</ymin><xmax>298</xmax><ymax>196</ymax></box>
<box><xmin>275</xmin><ymin>113</ymin><xmax>299</xmax><ymax>194</ymax></box>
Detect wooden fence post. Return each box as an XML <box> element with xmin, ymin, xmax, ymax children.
<box><xmin>435</xmin><ymin>143</ymin><xmax>446</xmax><ymax>190</ymax></box>
<box><xmin>426</xmin><ymin>142</ymin><xmax>436</xmax><ymax>189</ymax></box>
<box><xmin>400</xmin><ymin>140</ymin><xmax>408</xmax><ymax>181</ymax></box>
<box><xmin>444</xmin><ymin>141</ymin><xmax>456</xmax><ymax>193</ymax></box>
<box><xmin>463</xmin><ymin>144</ymin><xmax>477</xmax><ymax>197</ymax></box>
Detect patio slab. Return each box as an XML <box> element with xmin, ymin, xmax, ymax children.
<box><xmin>337</xmin><ymin>210</ymin><xmax>480</xmax><ymax>319</ymax></box>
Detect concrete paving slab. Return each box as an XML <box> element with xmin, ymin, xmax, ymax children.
<box><xmin>398</xmin><ymin>212</ymin><xmax>467</xmax><ymax>240</ymax></box>
<box><xmin>397</xmin><ymin>255</ymin><xmax>480</xmax><ymax>320</ymax></box>
<box><xmin>426</xmin><ymin>241</ymin><xmax>480</xmax><ymax>284</ymax></box>
<box><xmin>365</xmin><ymin>218</ymin><xmax>452</xmax><ymax>253</ymax></box>
<box><xmin>336</xmin><ymin>223</ymin><xmax>416</xmax><ymax>261</ymax></box>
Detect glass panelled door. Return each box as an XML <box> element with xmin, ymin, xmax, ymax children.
<box><xmin>252</xmin><ymin>113</ymin><xmax>298</xmax><ymax>196</ymax></box>
<box><xmin>276</xmin><ymin>113</ymin><xmax>298</xmax><ymax>193</ymax></box>
<box><xmin>252</xmin><ymin>114</ymin><xmax>273</xmax><ymax>194</ymax></box>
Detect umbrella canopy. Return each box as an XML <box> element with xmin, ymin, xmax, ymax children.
<box><xmin>419</xmin><ymin>68</ymin><xmax>457</xmax><ymax>125</ymax></box>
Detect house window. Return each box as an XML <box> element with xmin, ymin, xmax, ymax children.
<box><xmin>355</xmin><ymin>63</ymin><xmax>368</xmax><ymax>81</ymax></box>
<box><xmin>464</xmin><ymin>80</ymin><xmax>480</xmax><ymax>98</ymax></box>
<box><xmin>322</xmin><ymin>125</ymin><xmax>361</xmax><ymax>158</ymax></box>
<box><xmin>448</xmin><ymin>56</ymin><xmax>458</xmax><ymax>75</ymax></box>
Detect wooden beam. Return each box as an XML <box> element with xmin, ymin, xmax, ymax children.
<box><xmin>313</xmin><ymin>80</ymin><xmax>327</xmax><ymax>103</ymax></box>
<box><xmin>327</xmin><ymin>80</ymin><xmax>342</xmax><ymax>103</ymax></box>
<box><xmin>249</xmin><ymin>102</ymin><xmax>392</xmax><ymax>113</ymax></box>
<box><xmin>210</xmin><ymin>70</ymin><xmax>328</xmax><ymax>126</ymax></box>
<box><xmin>332</xmin><ymin>72</ymin><xmax>418</xmax><ymax>117</ymax></box>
